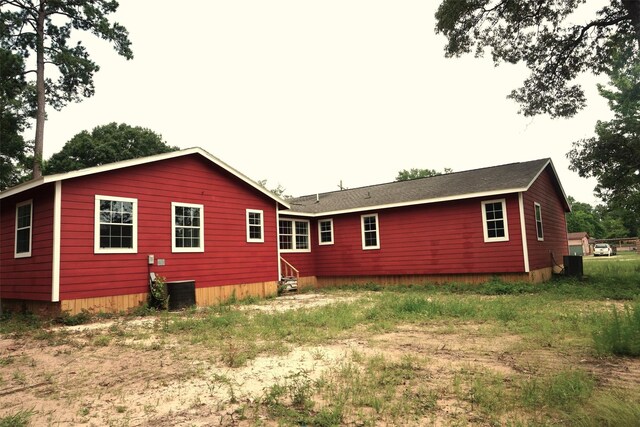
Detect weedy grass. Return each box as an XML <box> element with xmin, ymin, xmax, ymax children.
<box><xmin>592</xmin><ymin>302</ymin><xmax>640</xmax><ymax>357</ymax></box>
<box><xmin>1</xmin><ymin>252</ymin><xmax>639</xmax><ymax>425</ymax></box>
<box><xmin>0</xmin><ymin>409</ymin><xmax>33</xmax><ymax>427</ymax></box>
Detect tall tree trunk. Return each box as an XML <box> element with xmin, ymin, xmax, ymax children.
<box><xmin>33</xmin><ymin>0</ymin><xmax>46</xmax><ymax>179</ymax></box>
<box><xmin>622</xmin><ymin>0</ymin><xmax>640</xmax><ymax>48</ymax></box>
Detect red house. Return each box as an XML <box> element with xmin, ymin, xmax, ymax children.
<box><xmin>0</xmin><ymin>148</ymin><xmax>287</xmax><ymax>315</ymax></box>
<box><xmin>0</xmin><ymin>150</ymin><xmax>570</xmax><ymax>314</ymax></box>
<box><xmin>279</xmin><ymin>157</ymin><xmax>570</xmax><ymax>287</ymax></box>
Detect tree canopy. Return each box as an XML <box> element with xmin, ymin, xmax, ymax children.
<box><xmin>45</xmin><ymin>123</ymin><xmax>178</xmax><ymax>174</ymax></box>
<box><xmin>566</xmin><ymin>196</ymin><xmax>633</xmax><ymax>238</ymax></box>
<box><xmin>0</xmin><ymin>47</ymin><xmax>32</xmax><ymax>190</ymax></box>
<box><xmin>0</xmin><ymin>0</ymin><xmax>133</xmax><ymax>178</ymax></box>
<box><xmin>395</xmin><ymin>167</ymin><xmax>453</xmax><ymax>181</ymax></box>
<box><xmin>435</xmin><ymin>0</ymin><xmax>640</xmax><ymax>118</ymax></box>
<box><xmin>567</xmin><ymin>56</ymin><xmax>640</xmax><ymax>214</ymax></box>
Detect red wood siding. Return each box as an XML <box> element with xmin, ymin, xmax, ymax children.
<box><xmin>523</xmin><ymin>166</ymin><xmax>569</xmax><ymax>270</ymax></box>
<box><xmin>0</xmin><ymin>184</ymin><xmax>55</xmax><ymax>300</ymax></box>
<box><xmin>58</xmin><ymin>154</ymin><xmax>279</xmax><ymax>300</ymax></box>
<box><xmin>283</xmin><ymin>195</ymin><xmax>526</xmax><ymax>278</ymax></box>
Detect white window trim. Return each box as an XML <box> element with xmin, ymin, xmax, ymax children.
<box><xmin>361</xmin><ymin>213</ymin><xmax>380</xmax><ymax>250</ymax></box>
<box><xmin>481</xmin><ymin>199</ymin><xmax>509</xmax><ymax>242</ymax></box>
<box><xmin>14</xmin><ymin>199</ymin><xmax>33</xmax><ymax>258</ymax></box>
<box><xmin>172</xmin><ymin>202</ymin><xmax>205</xmax><ymax>253</ymax></box>
<box><xmin>534</xmin><ymin>202</ymin><xmax>544</xmax><ymax>241</ymax></box>
<box><xmin>246</xmin><ymin>209</ymin><xmax>264</xmax><ymax>243</ymax></box>
<box><xmin>318</xmin><ymin>218</ymin><xmax>334</xmax><ymax>245</ymax></box>
<box><xmin>94</xmin><ymin>195</ymin><xmax>138</xmax><ymax>254</ymax></box>
<box><xmin>279</xmin><ymin>219</ymin><xmax>311</xmax><ymax>253</ymax></box>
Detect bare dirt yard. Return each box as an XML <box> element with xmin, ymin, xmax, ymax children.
<box><xmin>1</xmin><ymin>292</ymin><xmax>639</xmax><ymax>426</ymax></box>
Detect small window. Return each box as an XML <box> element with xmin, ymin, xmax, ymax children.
<box><xmin>15</xmin><ymin>200</ymin><xmax>33</xmax><ymax>258</ymax></box>
<box><xmin>279</xmin><ymin>219</ymin><xmax>310</xmax><ymax>252</ymax></box>
<box><xmin>481</xmin><ymin>199</ymin><xmax>509</xmax><ymax>242</ymax></box>
<box><xmin>246</xmin><ymin>209</ymin><xmax>264</xmax><ymax>242</ymax></box>
<box><xmin>318</xmin><ymin>219</ymin><xmax>334</xmax><ymax>245</ymax></box>
<box><xmin>95</xmin><ymin>196</ymin><xmax>138</xmax><ymax>253</ymax></box>
<box><xmin>534</xmin><ymin>202</ymin><xmax>544</xmax><ymax>241</ymax></box>
<box><xmin>172</xmin><ymin>202</ymin><xmax>204</xmax><ymax>252</ymax></box>
<box><xmin>361</xmin><ymin>214</ymin><xmax>380</xmax><ymax>250</ymax></box>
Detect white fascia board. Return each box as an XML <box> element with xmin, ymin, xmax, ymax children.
<box><xmin>194</xmin><ymin>148</ymin><xmax>291</xmax><ymax>208</ymax></box>
<box><xmin>279</xmin><ymin>187</ymin><xmax>528</xmax><ymax>218</ymax></box>
<box><xmin>523</xmin><ymin>159</ymin><xmax>571</xmax><ymax>212</ymax></box>
<box><xmin>0</xmin><ymin>147</ymin><xmax>291</xmax><ymax>209</ymax></box>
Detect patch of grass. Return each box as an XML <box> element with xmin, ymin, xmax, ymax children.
<box><xmin>566</xmin><ymin>390</ymin><xmax>640</xmax><ymax>426</ymax></box>
<box><xmin>0</xmin><ymin>409</ymin><xmax>33</xmax><ymax>427</ymax></box>
<box><xmin>520</xmin><ymin>369</ymin><xmax>594</xmax><ymax>411</ymax></box>
<box><xmin>57</xmin><ymin>309</ymin><xmax>92</xmax><ymax>326</ymax></box>
<box><xmin>592</xmin><ymin>303</ymin><xmax>640</xmax><ymax>357</ymax></box>
<box><xmin>92</xmin><ymin>334</ymin><xmax>112</xmax><ymax>347</ymax></box>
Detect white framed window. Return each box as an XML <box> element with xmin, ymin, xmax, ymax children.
<box><xmin>481</xmin><ymin>199</ymin><xmax>509</xmax><ymax>242</ymax></box>
<box><xmin>534</xmin><ymin>202</ymin><xmax>544</xmax><ymax>241</ymax></box>
<box><xmin>279</xmin><ymin>219</ymin><xmax>310</xmax><ymax>252</ymax></box>
<box><xmin>318</xmin><ymin>219</ymin><xmax>334</xmax><ymax>245</ymax></box>
<box><xmin>15</xmin><ymin>199</ymin><xmax>33</xmax><ymax>258</ymax></box>
<box><xmin>361</xmin><ymin>213</ymin><xmax>380</xmax><ymax>250</ymax></box>
<box><xmin>246</xmin><ymin>209</ymin><xmax>264</xmax><ymax>242</ymax></box>
<box><xmin>95</xmin><ymin>195</ymin><xmax>138</xmax><ymax>254</ymax></box>
<box><xmin>172</xmin><ymin>202</ymin><xmax>204</xmax><ymax>252</ymax></box>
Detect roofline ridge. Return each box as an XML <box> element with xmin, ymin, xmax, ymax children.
<box><xmin>290</xmin><ymin>157</ymin><xmax>552</xmax><ymax>200</ymax></box>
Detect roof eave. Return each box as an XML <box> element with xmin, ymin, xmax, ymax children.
<box><xmin>280</xmin><ymin>187</ymin><xmax>528</xmax><ymax>217</ymax></box>
<box><xmin>0</xmin><ymin>147</ymin><xmax>291</xmax><ymax>208</ymax></box>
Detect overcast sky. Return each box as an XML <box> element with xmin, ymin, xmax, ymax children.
<box><xmin>41</xmin><ymin>1</ymin><xmax>611</xmax><ymax>205</ymax></box>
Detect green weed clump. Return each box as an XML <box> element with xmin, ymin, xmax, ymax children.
<box><xmin>566</xmin><ymin>391</ymin><xmax>640</xmax><ymax>426</ymax></box>
<box><xmin>520</xmin><ymin>369</ymin><xmax>594</xmax><ymax>411</ymax></box>
<box><xmin>0</xmin><ymin>409</ymin><xmax>33</xmax><ymax>427</ymax></box>
<box><xmin>593</xmin><ymin>303</ymin><xmax>640</xmax><ymax>357</ymax></box>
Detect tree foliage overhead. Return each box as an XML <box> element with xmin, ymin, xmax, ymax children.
<box><xmin>0</xmin><ymin>0</ymin><xmax>133</xmax><ymax>178</ymax></box>
<box><xmin>0</xmin><ymin>47</ymin><xmax>32</xmax><ymax>190</ymax></box>
<box><xmin>395</xmin><ymin>167</ymin><xmax>453</xmax><ymax>181</ymax></box>
<box><xmin>45</xmin><ymin>123</ymin><xmax>179</xmax><ymax>174</ymax></box>
<box><xmin>567</xmin><ymin>56</ymin><xmax>640</xmax><ymax>213</ymax></box>
<box><xmin>435</xmin><ymin>0</ymin><xmax>640</xmax><ymax>118</ymax></box>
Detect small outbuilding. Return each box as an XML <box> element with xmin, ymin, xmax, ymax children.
<box><xmin>568</xmin><ymin>232</ymin><xmax>591</xmax><ymax>256</ymax></box>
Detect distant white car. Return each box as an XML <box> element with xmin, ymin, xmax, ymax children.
<box><xmin>594</xmin><ymin>243</ymin><xmax>616</xmax><ymax>257</ymax></box>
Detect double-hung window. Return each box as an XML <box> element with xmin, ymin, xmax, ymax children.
<box><xmin>534</xmin><ymin>202</ymin><xmax>544</xmax><ymax>241</ymax></box>
<box><xmin>318</xmin><ymin>219</ymin><xmax>334</xmax><ymax>245</ymax></box>
<box><xmin>279</xmin><ymin>219</ymin><xmax>310</xmax><ymax>252</ymax></box>
<box><xmin>246</xmin><ymin>209</ymin><xmax>264</xmax><ymax>242</ymax></box>
<box><xmin>481</xmin><ymin>199</ymin><xmax>509</xmax><ymax>242</ymax></box>
<box><xmin>95</xmin><ymin>196</ymin><xmax>137</xmax><ymax>253</ymax></box>
<box><xmin>172</xmin><ymin>202</ymin><xmax>204</xmax><ymax>252</ymax></box>
<box><xmin>361</xmin><ymin>213</ymin><xmax>380</xmax><ymax>250</ymax></box>
<box><xmin>15</xmin><ymin>200</ymin><xmax>33</xmax><ymax>258</ymax></box>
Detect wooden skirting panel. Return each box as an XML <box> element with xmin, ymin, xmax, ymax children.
<box><xmin>1</xmin><ymin>299</ymin><xmax>62</xmax><ymax>317</ymax></box>
<box><xmin>529</xmin><ymin>267</ymin><xmax>554</xmax><ymax>283</ymax></box>
<box><xmin>61</xmin><ymin>293</ymin><xmax>148</xmax><ymax>315</ymax></box>
<box><xmin>312</xmin><ymin>269</ymin><xmax>556</xmax><ymax>288</ymax></box>
<box><xmin>196</xmin><ymin>281</ymin><xmax>278</xmax><ymax>306</ymax></box>
<box><xmin>57</xmin><ymin>281</ymin><xmax>279</xmax><ymax>315</ymax></box>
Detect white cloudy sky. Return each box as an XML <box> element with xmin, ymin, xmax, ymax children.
<box><xmin>40</xmin><ymin>1</ymin><xmax>612</xmax><ymax>205</ymax></box>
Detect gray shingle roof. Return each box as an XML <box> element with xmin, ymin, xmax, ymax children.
<box><xmin>284</xmin><ymin>158</ymin><xmax>559</xmax><ymax>215</ymax></box>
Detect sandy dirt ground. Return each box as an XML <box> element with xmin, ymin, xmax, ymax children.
<box><xmin>1</xmin><ymin>293</ymin><xmax>639</xmax><ymax>426</ymax></box>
